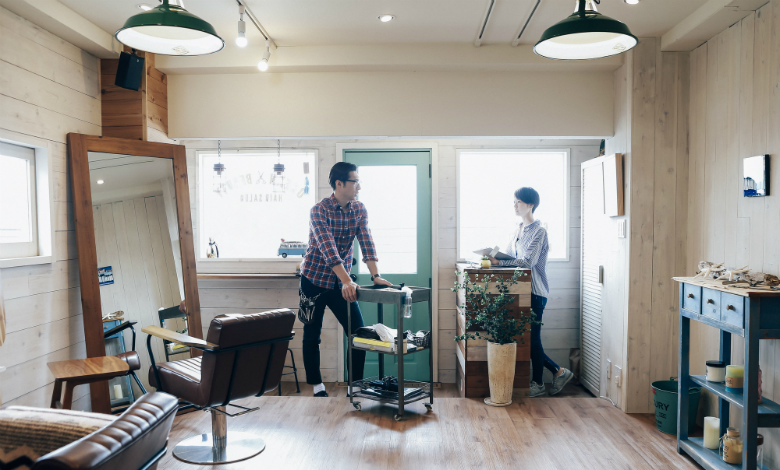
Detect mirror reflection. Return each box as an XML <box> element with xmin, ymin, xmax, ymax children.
<box><xmin>88</xmin><ymin>152</ymin><xmax>185</xmax><ymax>402</ymax></box>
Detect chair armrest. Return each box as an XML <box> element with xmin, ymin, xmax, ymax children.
<box><xmin>142</xmin><ymin>325</ymin><xmax>219</xmax><ymax>351</ymax></box>
<box><xmin>32</xmin><ymin>392</ymin><xmax>179</xmax><ymax>470</ymax></box>
<box><xmin>103</xmin><ymin>321</ymin><xmax>137</xmax><ymax>338</ymax></box>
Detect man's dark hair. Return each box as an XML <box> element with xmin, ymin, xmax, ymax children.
<box><xmin>329</xmin><ymin>162</ymin><xmax>357</xmax><ymax>190</ymax></box>
<box><xmin>514</xmin><ymin>187</ymin><xmax>540</xmax><ymax>213</ymax></box>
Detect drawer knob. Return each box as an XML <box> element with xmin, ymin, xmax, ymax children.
<box><xmin>727</xmin><ymin>305</ymin><xmax>736</xmax><ymax>311</ymax></box>
<box><xmin>707</xmin><ymin>299</ymin><xmax>714</xmax><ymax>304</ymax></box>
<box><xmin>687</xmin><ymin>293</ymin><xmax>695</xmax><ymax>299</ymax></box>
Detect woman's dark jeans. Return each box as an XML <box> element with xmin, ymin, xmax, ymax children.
<box><xmin>531</xmin><ymin>293</ymin><xmax>560</xmax><ymax>384</ymax></box>
<box><xmin>300</xmin><ymin>275</ymin><xmax>365</xmax><ymax>384</ymax></box>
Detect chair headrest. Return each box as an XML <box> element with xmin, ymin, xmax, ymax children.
<box><xmin>206</xmin><ymin>309</ymin><xmax>295</xmax><ymax>348</ymax></box>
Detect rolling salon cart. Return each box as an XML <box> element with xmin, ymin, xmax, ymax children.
<box><xmin>348</xmin><ymin>285</ymin><xmax>433</xmax><ymax>421</ymax></box>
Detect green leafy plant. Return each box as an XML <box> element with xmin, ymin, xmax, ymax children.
<box><xmin>452</xmin><ymin>269</ymin><xmax>538</xmax><ymax>345</ymax></box>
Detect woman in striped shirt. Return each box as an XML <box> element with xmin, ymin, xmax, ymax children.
<box><xmin>489</xmin><ymin>187</ymin><xmax>573</xmax><ymax>397</ymax></box>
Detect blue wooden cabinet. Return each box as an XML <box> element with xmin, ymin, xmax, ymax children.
<box><xmin>675</xmin><ymin>277</ymin><xmax>780</xmax><ymax>470</ymax></box>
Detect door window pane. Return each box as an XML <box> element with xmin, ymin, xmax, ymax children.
<box><xmin>199</xmin><ymin>151</ymin><xmax>316</xmax><ymax>259</ymax></box>
<box><xmin>458</xmin><ymin>150</ymin><xmax>568</xmax><ymax>261</ymax></box>
<box><xmin>355</xmin><ymin>166</ymin><xmax>417</xmax><ymax>274</ymax></box>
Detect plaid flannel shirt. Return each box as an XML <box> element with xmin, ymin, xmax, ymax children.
<box><xmin>300</xmin><ymin>194</ymin><xmax>379</xmax><ymax>289</ymax></box>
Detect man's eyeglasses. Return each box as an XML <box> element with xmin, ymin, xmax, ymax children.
<box><xmin>345</xmin><ymin>179</ymin><xmax>360</xmax><ymax>185</ymax></box>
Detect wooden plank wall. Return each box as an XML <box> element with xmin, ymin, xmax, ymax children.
<box><xmin>0</xmin><ymin>5</ymin><xmax>101</xmax><ymax>409</ymax></box>
<box><xmin>187</xmin><ymin>138</ymin><xmax>597</xmax><ymax>385</ymax></box>
<box><xmin>687</xmin><ymin>3</ymin><xmax>780</xmax><ymax>467</ymax></box>
<box><xmin>100</xmin><ymin>51</ymin><xmax>168</xmax><ymax>141</ymax></box>
<box><xmin>605</xmin><ymin>38</ymin><xmax>690</xmax><ymax>413</ymax></box>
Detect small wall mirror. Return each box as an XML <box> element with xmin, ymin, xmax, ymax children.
<box><xmin>743</xmin><ymin>154</ymin><xmax>770</xmax><ymax>197</ymax></box>
<box><xmin>68</xmin><ymin>134</ymin><xmax>201</xmax><ymax>413</ymax></box>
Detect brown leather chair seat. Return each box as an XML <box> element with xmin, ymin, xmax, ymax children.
<box><xmin>145</xmin><ymin>308</ymin><xmax>295</xmax><ymax>465</ymax></box>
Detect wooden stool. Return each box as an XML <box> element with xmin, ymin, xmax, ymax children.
<box><xmin>47</xmin><ymin>357</ymin><xmax>129</xmax><ymax>410</ymax></box>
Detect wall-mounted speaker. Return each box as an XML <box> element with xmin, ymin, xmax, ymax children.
<box><xmin>115</xmin><ymin>51</ymin><xmax>145</xmax><ymax>91</ymax></box>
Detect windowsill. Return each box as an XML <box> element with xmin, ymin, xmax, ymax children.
<box><xmin>0</xmin><ymin>255</ymin><xmax>53</xmax><ymax>269</ymax></box>
<box><xmin>196</xmin><ymin>258</ymin><xmax>301</xmax><ymax>275</ymax></box>
<box><xmin>197</xmin><ymin>273</ymin><xmax>300</xmax><ymax>280</ymax></box>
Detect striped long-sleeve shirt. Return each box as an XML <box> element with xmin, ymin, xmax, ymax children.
<box><xmin>498</xmin><ymin>220</ymin><xmax>549</xmax><ymax>298</ymax></box>
<box><xmin>300</xmin><ymin>194</ymin><xmax>379</xmax><ymax>289</ymax></box>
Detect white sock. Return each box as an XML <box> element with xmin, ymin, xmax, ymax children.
<box><xmin>313</xmin><ymin>383</ymin><xmax>326</xmax><ymax>394</ymax></box>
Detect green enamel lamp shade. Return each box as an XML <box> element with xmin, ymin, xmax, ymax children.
<box><xmin>116</xmin><ymin>0</ymin><xmax>224</xmax><ymax>56</ymax></box>
<box><xmin>534</xmin><ymin>0</ymin><xmax>637</xmax><ymax>60</ymax></box>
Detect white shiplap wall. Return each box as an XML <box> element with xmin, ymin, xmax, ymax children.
<box><xmin>0</xmin><ymin>5</ymin><xmax>100</xmax><ymax>409</ymax></box>
<box><xmin>186</xmin><ymin>138</ymin><xmax>597</xmax><ymax>385</ymax></box>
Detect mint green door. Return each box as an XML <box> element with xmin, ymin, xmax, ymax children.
<box><xmin>344</xmin><ymin>149</ymin><xmax>432</xmax><ymax>381</ymax></box>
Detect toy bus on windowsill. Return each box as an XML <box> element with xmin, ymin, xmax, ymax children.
<box><xmin>278</xmin><ymin>239</ymin><xmax>307</xmax><ymax>258</ymax></box>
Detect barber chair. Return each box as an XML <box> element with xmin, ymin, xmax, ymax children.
<box><xmin>143</xmin><ymin>308</ymin><xmax>295</xmax><ymax>465</ymax></box>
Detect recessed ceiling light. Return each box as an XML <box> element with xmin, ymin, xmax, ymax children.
<box><xmin>378</xmin><ymin>15</ymin><xmax>395</xmax><ymax>23</ymax></box>
<box><xmin>97</xmin><ymin>179</ymin><xmax>104</xmax><ymax>184</ymax></box>
<box><xmin>137</xmin><ymin>3</ymin><xmax>153</xmax><ymax>11</ymax></box>
<box><xmin>624</xmin><ymin>0</ymin><xmax>639</xmax><ymax>4</ymax></box>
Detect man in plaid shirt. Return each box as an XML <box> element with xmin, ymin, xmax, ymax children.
<box><xmin>299</xmin><ymin>162</ymin><xmax>392</xmax><ymax>397</ymax></box>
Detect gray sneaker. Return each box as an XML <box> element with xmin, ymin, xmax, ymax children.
<box><xmin>529</xmin><ymin>381</ymin><xmax>546</xmax><ymax>397</ymax></box>
<box><xmin>549</xmin><ymin>368</ymin><xmax>574</xmax><ymax>396</ymax></box>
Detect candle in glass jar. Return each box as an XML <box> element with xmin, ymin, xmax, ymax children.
<box><xmin>706</xmin><ymin>360</ymin><xmax>726</xmax><ymax>382</ymax></box>
<box><xmin>725</xmin><ymin>365</ymin><xmax>744</xmax><ymax>392</ymax></box>
<box><xmin>113</xmin><ymin>384</ymin><xmax>123</xmax><ymax>400</ymax></box>
<box><xmin>703</xmin><ymin>416</ymin><xmax>720</xmax><ymax>449</ymax></box>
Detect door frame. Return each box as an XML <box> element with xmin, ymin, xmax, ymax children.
<box><xmin>335</xmin><ymin>141</ymin><xmax>440</xmax><ymax>382</ymax></box>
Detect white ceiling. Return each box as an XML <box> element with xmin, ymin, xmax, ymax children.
<box><xmin>56</xmin><ymin>0</ymin><xmax>709</xmax><ymax>47</ymax></box>
<box><xmin>88</xmin><ymin>153</ymin><xmax>173</xmax><ymax>199</ymax></box>
<box><xmin>0</xmin><ymin>0</ymin><xmax>768</xmax><ymax>73</ymax></box>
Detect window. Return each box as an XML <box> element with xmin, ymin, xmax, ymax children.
<box><xmin>457</xmin><ymin>149</ymin><xmax>569</xmax><ymax>261</ymax></box>
<box><xmin>0</xmin><ymin>141</ymin><xmax>38</xmax><ymax>259</ymax></box>
<box><xmin>198</xmin><ymin>149</ymin><xmax>317</xmax><ymax>260</ymax></box>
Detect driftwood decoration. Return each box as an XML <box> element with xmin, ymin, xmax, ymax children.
<box><xmin>693</xmin><ymin>261</ymin><xmax>780</xmax><ymax>286</ymax></box>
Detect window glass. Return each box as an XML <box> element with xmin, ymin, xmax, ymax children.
<box><xmin>458</xmin><ymin>150</ymin><xmax>568</xmax><ymax>261</ymax></box>
<box><xmin>0</xmin><ymin>142</ymin><xmax>37</xmax><ymax>258</ymax></box>
<box><xmin>198</xmin><ymin>151</ymin><xmax>316</xmax><ymax>259</ymax></box>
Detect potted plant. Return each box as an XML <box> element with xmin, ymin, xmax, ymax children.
<box><xmin>480</xmin><ymin>256</ymin><xmax>491</xmax><ymax>269</ymax></box>
<box><xmin>453</xmin><ymin>269</ymin><xmax>537</xmax><ymax>406</ymax></box>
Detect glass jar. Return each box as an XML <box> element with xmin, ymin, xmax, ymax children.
<box><xmin>706</xmin><ymin>360</ymin><xmax>726</xmax><ymax>382</ymax></box>
<box><xmin>756</xmin><ymin>433</ymin><xmax>764</xmax><ymax>470</ymax></box>
<box><xmin>721</xmin><ymin>427</ymin><xmax>743</xmax><ymax>464</ymax></box>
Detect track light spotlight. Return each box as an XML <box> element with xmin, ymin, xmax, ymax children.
<box><xmin>257</xmin><ymin>40</ymin><xmax>270</xmax><ymax>71</ymax></box>
<box><xmin>236</xmin><ymin>4</ymin><xmax>248</xmax><ymax>47</ymax></box>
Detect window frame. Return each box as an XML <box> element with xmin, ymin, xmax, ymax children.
<box><xmin>194</xmin><ymin>147</ymin><xmax>318</xmax><ymax>273</ymax></box>
<box><xmin>455</xmin><ymin>147</ymin><xmax>570</xmax><ymax>263</ymax></box>
<box><xmin>0</xmin><ymin>136</ymin><xmax>54</xmax><ymax>268</ymax></box>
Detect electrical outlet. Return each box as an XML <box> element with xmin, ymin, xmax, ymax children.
<box><xmin>617</xmin><ymin>219</ymin><xmax>626</xmax><ymax>238</ymax></box>
<box><xmin>615</xmin><ymin>365</ymin><xmax>622</xmax><ymax>387</ymax></box>
<box><xmin>606</xmin><ymin>359</ymin><xmax>612</xmax><ymax>379</ymax></box>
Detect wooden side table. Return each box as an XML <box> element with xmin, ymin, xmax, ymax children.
<box><xmin>47</xmin><ymin>356</ymin><xmax>129</xmax><ymax>410</ymax></box>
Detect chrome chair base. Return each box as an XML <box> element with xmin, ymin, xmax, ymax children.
<box><xmin>173</xmin><ymin>432</ymin><xmax>265</xmax><ymax>464</ymax></box>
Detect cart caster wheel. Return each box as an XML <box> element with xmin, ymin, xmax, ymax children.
<box><xmin>393</xmin><ymin>413</ymin><xmax>402</xmax><ymax>422</ymax></box>
<box><xmin>353</xmin><ymin>402</ymin><xmax>361</xmax><ymax>411</ymax></box>
<box><xmin>424</xmin><ymin>403</ymin><xmax>433</xmax><ymax>411</ymax></box>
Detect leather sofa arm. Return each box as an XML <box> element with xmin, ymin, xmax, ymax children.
<box><xmin>33</xmin><ymin>392</ymin><xmax>178</xmax><ymax>470</ymax></box>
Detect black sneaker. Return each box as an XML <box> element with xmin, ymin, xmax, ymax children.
<box><xmin>314</xmin><ymin>390</ymin><xmax>328</xmax><ymax>397</ymax></box>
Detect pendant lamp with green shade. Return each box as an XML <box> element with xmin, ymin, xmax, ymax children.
<box><xmin>116</xmin><ymin>0</ymin><xmax>224</xmax><ymax>56</ymax></box>
<box><xmin>534</xmin><ymin>0</ymin><xmax>637</xmax><ymax>60</ymax></box>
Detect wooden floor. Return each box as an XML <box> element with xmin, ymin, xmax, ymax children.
<box><xmin>159</xmin><ymin>383</ymin><xmax>700</xmax><ymax>470</ymax></box>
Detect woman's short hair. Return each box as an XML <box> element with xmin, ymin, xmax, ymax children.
<box><xmin>329</xmin><ymin>162</ymin><xmax>357</xmax><ymax>190</ymax></box>
<box><xmin>514</xmin><ymin>187</ymin><xmax>540</xmax><ymax>213</ymax></box>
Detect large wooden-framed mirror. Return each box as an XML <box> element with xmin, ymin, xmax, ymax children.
<box><xmin>67</xmin><ymin>134</ymin><xmax>201</xmax><ymax>413</ymax></box>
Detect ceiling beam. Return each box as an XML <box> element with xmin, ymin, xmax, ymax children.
<box><xmin>155</xmin><ymin>43</ymin><xmax>623</xmax><ymax>75</ymax></box>
<box><xmin>661</xmin><ymin>0</ymin><xmax>768</xmax><ymax>51</ymax></box>
<box><xmin>0</xmin><ymin>0</ymin><xmax>119</xmax><ymax>57</ymax></box>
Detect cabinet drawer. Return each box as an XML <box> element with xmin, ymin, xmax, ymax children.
<box><xmin>682</xmin><ymin>284</ymin><xmax>701</xmax><ymax>314</ymax></box>
<box><xmin>720</xmin><ymin>293</ymin><xmax>744</xmax><ymax>329</ymax></box>
<box><xmin>701</xmin><ymin>289</ymin><xmax>720</xmax><ymax>319</ymax></box>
